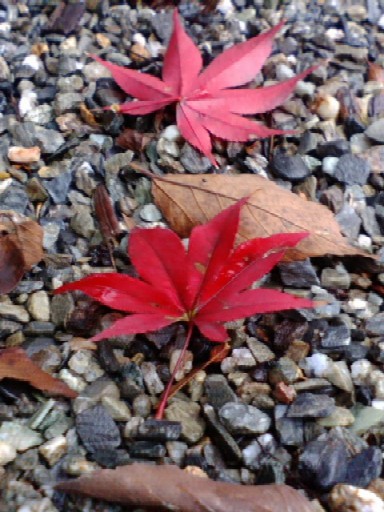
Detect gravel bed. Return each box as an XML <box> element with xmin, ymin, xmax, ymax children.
<box><xmin>2</xmin><ymin>0</ymin><xmax>384</xmax><ymax>511</ymax></box>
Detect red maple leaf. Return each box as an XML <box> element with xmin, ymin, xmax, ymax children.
<box><xmin>56</xmin><ymin>199</ymin><xmax>313</xmax><ymax>417</ymax></box>
<box><xmin>91</xmin><ymin>10</ymin><xmax>316</xmax><ymax>165</ymax></box>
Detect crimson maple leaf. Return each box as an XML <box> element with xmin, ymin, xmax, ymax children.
<box><xmin>56</xmin><ymin>198</ymin><xmax>313</xmax><ymax>417</ymax></box>
<box><xmin>91</xmin><ymin>10</ymin><xmax>315</xmax><ymax>165</ymax></box>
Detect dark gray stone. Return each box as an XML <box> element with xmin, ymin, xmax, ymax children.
<box><xmin>334</xmin><ymin>154</ymin><xmax>371</xmax><ymax>186</ymax></box>
<box><xmin>76</xmin><ymin>405</ymin><xmax>121</xmax><ymax>455</ymax></box>
<box><xmin>345</xmin><ymin>446</ymin><xmax>382</xmax><ymax>487</ymax></box>
<box><xmin>271</xmin><ymin>150</ymin><xmax>311</xmax><ymax>181</ymax></box>
<box><xmin>203</xmin><ymin>405</ymin><xmax>242</xmax><ymax>464</ymax></box>
<box><xmin>136</xmin><ymin>419</ymin><xmax>182</xmax><ymax>441</ymax></box>
<box><xmin>299</xmin><ymin>432</ymin><xmax>348</xmax><ymax>489</ymax></box>
<box><xmin>316</xmin><ymin>139</ymin><xmax>350</xmax><ymax>158</ymax></box>
<box><xmin>278</xmin><ymin>259</ymin><xmax>319</xmax><ymax>288</ymax></box>
<box><xmin>129</xmin><ymin>441</ymin><xmax>166</xmax><ymax>459</ymax></box>
<box><xmin>204</xmin><ymin>374</ymin><xmax>237</xmax><ymax>410</ymax></box>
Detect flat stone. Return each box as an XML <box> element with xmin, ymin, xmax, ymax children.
<box><xmin>366</xmin><ymin>118</ymin><xmax>384</xmax><ymax>143</ymax></box>
<box><xmin>288</xmin><ymin>393</ymin><xmax>335</xmax><ymax>418</ymax></box>
<box><xmin>204</xmin><ymin>374</ymin><xmax>237</xmax><ymax>410</ymax></box>
<box><xmin>165</xmin><ymin>400</ymin><xmax>205</xmax><ymax>444</ymax></box>
<box><xmin>0</xmin><ymin>304</ymin><xmax>29</xmax><ymax>323</ymax></box>
<box><xmin>334</xmin><ymin>154</ymin><xmax>371</xmax><ymax>186</ymax></box>
<box><xmin>136</xmin><ymin>419</ymin><xmax>181</xmax><ymax>441</ymax></box>
<box><xmin>76</xmin><ymin>405</ymin><xmax>121</xmax><ymax>454</ymax></box>
<box><xmin>345</xmin><ymin>447</ymin><xmax>382</xmax><ymax>488</ymax></box>
<box><xmin>203</xmin><ymin>405</ymin><xmax>242</xmax><ymax>464</ymax></box>
<box><xmin>278</xmin><ymin>259</ymin><xmax>319</xmax><ymax>287</ymax></box>
<box><xmin>246</xmin><ymin>338</ymin><xmax>275</xmax><ymax>363</ymax></box>
<box><xmin>219</xmin><ymin>402</ymin><xmax>271</xmax><ymax>435</ymax></box>
<box><xmin>317</xmin><ymin>407</ymin><xmax>355</xmax><ymax>427</ymax></box>
<box><xmin>321</xmin><ymin>265</ymin><xmax>351</xmax><ymax>289</ymax></box>
<box><xmin>272</xmin><ymin>150</ymin><xmax>311</xmax><ymax>181</ymax></box>
<box><xmin>367</xmin><ymin>313</ymin><xmax>384</xmax><ymax>335</ymax></box>
<box><xmin>0</xmin><ymin>422</ymin><xmax>43</xmax><ymax>451</ymax></box>
<box><xmin>8</xmin><ymin>145</ymin><xmax>40</xmax><ymax>163</ymax></box>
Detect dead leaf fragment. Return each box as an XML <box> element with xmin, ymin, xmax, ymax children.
<box><xmin>0</xmin><ymin>211</ymin><xmax>44</xmax><ymax>293</ymax></box>
<box><xmin>56</xmin><ymin>463</ymin><xmax>314</xmax><ymax>512</ymax></box>
<box><xmin>152</xmin><ymin>174</ymin><xmax>370</xmax><ymax>260</ymax></box>
<box><xmin>0</xmin><ymin>348</ymin><xmax>77</xmax><ymax>398</ymax></box>
<box><xmin>93</xmin><ymin>184</ymin><xmax>121</xmax><ymax>243</ymax></box>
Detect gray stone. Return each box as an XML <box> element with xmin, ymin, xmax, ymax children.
<box><xmin>321</xmin><ymin>265</ymin><xmax>351</xmax><ymax>289</ymax></box>
<box><xmin>366</xmin><ymin>313</ymin><xmax>384</xmax><ymax>335</ymax></box>
<box><xmin>54</xmin><ymin>92</ymin><xmax>83</xmax><ymax>114</ymax></box>
<box><xmin>0</xmin><ymin>422</ymin><xmax>43</xmax><ymax>451</ymax></box>
<box><xmin>272</xmin><ymin>151</ymin><xmax>311</xmax><ymax>181</ymax></box>
<box><xmin>278</xmin><ymin>259</ymin><xmax>320</xmax><ymax>288</ymax></box>
<box><xmin>70</xmin><ymin>206</ymin><xmax>96</xmax><ymax>239</ymax></box>
<box><xmin>0</xmin><ymin>303</ymin><xmax>29</xmax><ymax>323</ymax></box>
<box><xmin>180</xmin><ymin>143</ymin><xmax>212</xmax><ymax>173</ymax></box>
<box><xmin>219</xmin><ymin>402</ymin><xmax>271</xmax><ymax>435</ymax></box>
<box><xmin>334</xmin><ymin>154</ymin><xmax>371</xmax><ymax>186</ymax></box>
<box><xmin>288</xmin><ymin>393</ymin><xmax>335</xmax><ymax>418</ymax></box>
<box><xmin>203</xmin><ymin>405</ymin><xmax>242</xmax><ymax>464</ymax></box>
<box><xmin>366</xmin><ymin>118</ymin><xmax>384</xmax><ymax>143</ymax></box>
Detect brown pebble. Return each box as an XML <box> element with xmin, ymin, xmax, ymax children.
<box><xmin>273</xmin><ymin>382</ymin><xmax>297</xmax><ymax>404</ymax></box>
<box><xmin>8</xmin><ymin>146</ymin><xmax>41</xmax><ymax>164</ymax></box>
<box><xmin>130</xmin><ymin>43</ymin><xmax>151</xmax><ymax>63</ymax></box>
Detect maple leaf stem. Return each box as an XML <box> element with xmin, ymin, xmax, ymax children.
<box><xmin>155</xmin><ymin>321</ymin><xmax>194</xmax><ymax>420</ymax></box>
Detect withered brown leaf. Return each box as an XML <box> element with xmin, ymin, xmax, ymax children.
<box><xmin>152</xmin><ymin>174</ymin><xmax>370</xmax><ymax>260</ymax></box>
<box><xmin>0</xmin><ymin>211</ymin><xmax>44</xmax><ymax>294</ymax></box>
<box><xmin>0</xmin><ymin>347</ymin><xmax>77</xmax><ymax>398</ymax></box>
<box><xmin>55</xmin><ymin>463</ymin><xmax>315</xmax><ymax>512</ymax></box>
<box><xmin>93</xmin><ymin>185</ymin><xmax>121</xmax><ymax>243</ymax></box>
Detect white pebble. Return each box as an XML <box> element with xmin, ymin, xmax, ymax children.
<box><xmin>304</xmin><ymin>353</ymin><xmax>329</xmax><ymax>377</ymax></box>
<box><xmin>350</xmin><ymin>359</ymin><xmax>373</xmax><ymax>385</ymax></box>
<box><xmin>0</xmin><ymin>441</ymin><xmax>16</xmax><ymax>465</ymax></box>
<box><xmin>22</xmin><ymin>54</ymin><xmax>41</xmax><ymax>70</ymax></box>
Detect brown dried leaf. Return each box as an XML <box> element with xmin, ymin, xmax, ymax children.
<box><xmin>116</xmin><ymin>128</ymin><xmax>153</xmax><ymax>152</ymax></box>
<box><xmin>0</xmin><ymin>348</ymin><xmax>77</xmax><ymax>398</ymax></box>
<box><xmin>152</xmin><ymin>174</ymin><xmax>370</xmax><ymax>260</ymax></box>
<box><xmin>93</xmin><ymin>185</ymin><xmax>121</xmax><ymax>243</ymax></box>
<box><xmin>0</xmin><ymin>211</ymin><xmax>44</xmax><ymax>293</ymax></box>
<box><xmin>55</xmin><ymin>463</ymin><xmax>314</xmax><ymax>512</ymax></box>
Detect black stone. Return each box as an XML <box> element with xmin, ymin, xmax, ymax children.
<box><xmin>129</xmin><ymin>440</ymin><xmax>166</xmax><ymax>459</ymax></box>
<box><xmin>76</xmin><ymin>405</ymin><xmax>121</xmax><ymax>455</ymax></box>
<box><xmin>334</xmin><ymin>154</ymin><xmax>371</xmax><ymax>186</ymax></box>
<box><xmin>136</xmin><ymin>419</ymin><xmax>182</xmax><ymax>441</ymax></box>
<box><xmin>316</xmin><ymin>139</ymin><xmax>350</xmax><ymax>158</ymax></box>
<box><xmin>271</xmin><ymin>150</ymin><xmax>311</xmax><ymax>181</ymax></box>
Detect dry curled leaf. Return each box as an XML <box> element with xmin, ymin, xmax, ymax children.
<box><xmin>55</xmin><ymin>463</ymin><xmax>314</xmax><ymax>512</ymax></box>
<box><xmin>116</xmin><ymin>128</ymin><xmax>153</xmax><ymax>152</ymax></box>
<box><xmin>152</xmin><ymin>174</ymin><xmax>370</xmax><ymax>260</ymax></box>
<box><xmin>0</xmin><ymin>211</ymin><xmax>44</xmax><ymax>294</ymax></box>
<box><xmin>0</xmin><ymin>347</ymin><xmax>77</xmax><ymax>398</ymax></box>
<box><xmin>93</xmin><ymin>184</ymin><xmax>121</xmax><ymax>243</ymax></box>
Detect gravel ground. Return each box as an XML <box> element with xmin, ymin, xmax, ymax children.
<box><xmin>2</xmin><ymin>0</ymin><xmax>384</xmax><ymax>510</ymax></box>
